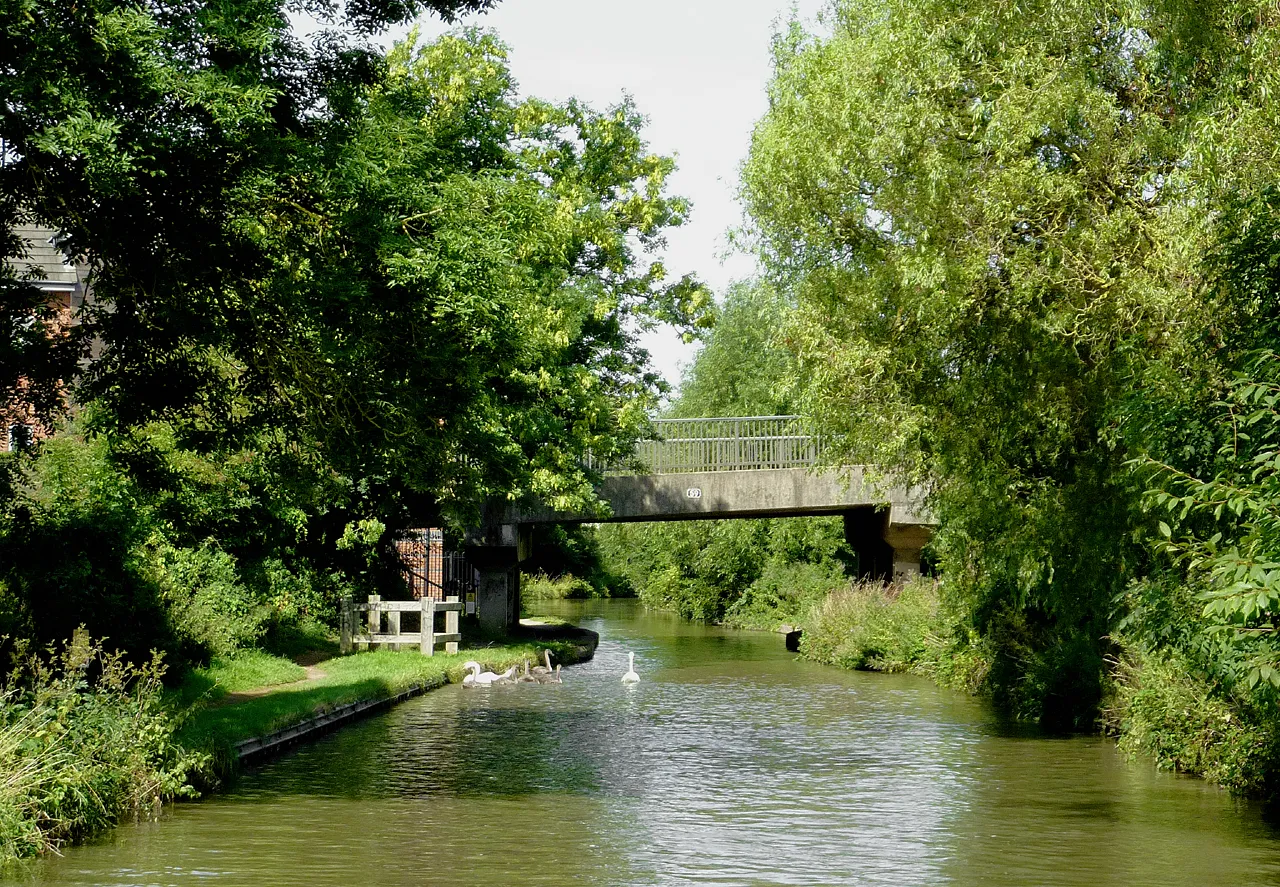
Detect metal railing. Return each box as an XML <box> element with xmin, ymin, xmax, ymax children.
<box><xmin>607</xmin><ymin>415</ymin><xmax>821</xmax><ymax>475</ymax></box>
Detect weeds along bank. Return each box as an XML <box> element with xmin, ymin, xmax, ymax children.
<box><xmin>0</xmin><ymin>640</ymin><xmax>202</xmax><ymax>862</ymax></box>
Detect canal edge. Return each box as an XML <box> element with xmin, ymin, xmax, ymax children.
<box><xmin>233</xmin><ymin>626</ymin><xmax>599</xmax><ymax>768</ymax></box>
<box><xmin>234</xmin><ymin>675</ymin><xmax>447</xmax><ymax>767</ymax></box>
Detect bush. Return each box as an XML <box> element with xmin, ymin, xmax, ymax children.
<box><xmin>722</xmin><ymin>560</ymin><xmax>846</xmax><ymax>630</ymax></box>
<box><xmin>596</xmin><ymin>516</ymin><xmax>853</xmax><ymax>623</ymax></box>
<box><xmin>149</xmin><ymin>542</ymin><xmax>267</xmax><ymax>660</ymax></box>
<box><xmin>522</xmin><ymin>572</ymin><xmax>598</xmax><ymax>602</ymax></box>
<box><xmin>801</xmin><ymin>579</ymin><xmax>940</xmax><ymax>672</ymax></box>
<box><xmin>1106</xmin><ymin>645</ymin><xmax>1280</xmax><ymax>795</ymax></box>
<box><xmin>0</xmin><ymin>636</ymin><xmax>204</xmax><ymax>862</ymax></box>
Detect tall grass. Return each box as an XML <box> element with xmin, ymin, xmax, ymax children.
<box><xmin>0</xmin><ymin>638</ymin><xmax>204</xmax><ymax>863</ymax></box>
<box><xmin>799</xmin><ymin>578</ymin><xmax>990</xmax><ymax>692</ymax></box>
<box><xmin>522</xmin><ymin>573</ymin><xmax>599</xmax><ymax>602</ymax></box>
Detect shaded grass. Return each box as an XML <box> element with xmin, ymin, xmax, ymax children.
<box><xmin>170</xmin><ymin>651</ymin><xmax>309</xmax><ymax>709</ymax></box>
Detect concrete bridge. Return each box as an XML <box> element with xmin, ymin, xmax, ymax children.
<box><xmin>465</xmin><ymin>416</ymin><xmax>934</xmax><ymax>629</ymax></box>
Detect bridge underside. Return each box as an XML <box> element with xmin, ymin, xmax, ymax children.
<box><xmin>466</xmin><ymin>467</ymin><xmax>934</xmax><ymax>631</ymax></box>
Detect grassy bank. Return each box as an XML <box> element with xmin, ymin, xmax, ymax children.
<box><xmin>0</xmin><ymin>620</ymin><xmax>595</xmax><ymax>865</ymax></box>
<box><xmin>178</xmin><ymin>636</ymin><xmax>592</xmax><ymax>781</ymax></box>
<box><xmin>797</xmin><ymin>578</ymin><xmax>989</xmax><ymax>694</ymax></box>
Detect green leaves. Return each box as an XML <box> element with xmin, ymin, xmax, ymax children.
<box><xmin>738</xmin><ymin>0</ymin><xmax>1280</xmax><ymax>721</ymax></box>
<box><xmin>1139</xmin><ymin>352</ymin><xmax>1280</xmax><ymax>688</ymax></box>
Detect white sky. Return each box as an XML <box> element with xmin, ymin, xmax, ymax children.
<box><xmin>406</xmin><ymin>0</ymin><xmax>828</xmax><ymax>389</ymax></box>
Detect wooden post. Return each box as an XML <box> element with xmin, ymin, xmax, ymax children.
<box><xmin>367</xmin><ymin>595</ymin><xmax>380</xmax><ymax>650</ymax></box>
<box><xmin>445</xmin><ymin>595</ymin><xmax>459</xmax><ymax>655</ymax></box>
<box><xmin>421</xmin><ymin>597</ymin><xmax>435</xmax><ymax>656</ymax></box>
<box><xmin>340</xmin><ymin>596</ymin><xmax>352</xmax><ymax>653</ymax></box>
<box><xmin>387</xmin><ymin>607</ymin><xmax>401</xmax><ymax>652</ymax></box>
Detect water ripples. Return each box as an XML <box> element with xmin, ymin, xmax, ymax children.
<box><xmin>12</xmin><ymin>601</ymin><xmax>1280</xmax><ymax>887</ymax></box>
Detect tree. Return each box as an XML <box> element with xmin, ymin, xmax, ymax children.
<box><xmin>740</xmin><ymin>0</ymin><xmax>1280</xmax><ymax>724</ymax></box>
<box><xmin>668</xmin><ymin>279</ymin><xmax>796</xmax><ymax>419</ymax></box>
<box><xmin>2</xmin><ymin>0</ymin><xmax>709</xmax><ymax>525</ymax></box>
<box><xmin>0</xmin><ymin>3</ymin><xmax>710</xmax><ymax>665</ymax></box>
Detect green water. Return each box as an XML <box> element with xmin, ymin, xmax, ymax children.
<box><xmin>10</xmin><ymin>600</ymin><xmax>1280</xmax><ymax>886</ymax></box>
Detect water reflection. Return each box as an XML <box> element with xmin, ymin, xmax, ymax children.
<box><xmin>10</xmin><ymin>600</ymin><xmax>1280</xmax><ymax>886</ymax></box>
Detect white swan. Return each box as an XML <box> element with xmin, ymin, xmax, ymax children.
<box><xmin>531</xmin><ymin>649</ymin><xmax>553</xmax><ymax>676</ymax></box>
<box><xmin>462</xmin><ymin>661</ymin><xmax>517</xmax><ymax>686</ymax></box>
<box><xmin>621</xmin><ymin>651</ymin><xmax>640</xmax><ymax>684</ymax></box>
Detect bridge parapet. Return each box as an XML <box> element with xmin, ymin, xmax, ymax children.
<box><xmin>468</xmin><ymin>415</ymin><xmax>933</xmax><ymax>631</ymax></box>
<box><xmin>600</xmin><ymin>415</ymin><xmax>822</xmax><ymax>475</ymax></box>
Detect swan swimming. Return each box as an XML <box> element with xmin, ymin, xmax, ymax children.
<box><xmin>531</xmin><ymin>649</ymin><xmax>553</xmax><ymax>676</ymax></box>
<box><xmin>461</xmin><ymin>661</ymin><xmax>517</xmax><ymax>686</ymax></box>
<box><xmin>621</xmin><ymin>651</ymin><xmax>640</xmax><ymax>684</ymax></box>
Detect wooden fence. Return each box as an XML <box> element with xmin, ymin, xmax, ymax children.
<box><xmin>340</xmin><ymin>594</ymin><xmax>462</xmax><ymax>656</ymax></box>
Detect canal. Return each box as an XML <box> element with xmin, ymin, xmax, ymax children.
<box><xmin>11</xmin><ymin>600</ymin><xmax>1280</xmax><ymax>886</ymax></box>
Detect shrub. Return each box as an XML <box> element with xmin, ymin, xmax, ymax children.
<box><xmin>148</xmin><ymin>542</ymin><xmax>266</xmax><ymax>660</ymax></box>
<box><xmin>522</xmin><ymin>573</ymin><xmax>598</xmax><ymax>602</ymax></box>
<box><xmin>0</xmin><ymin>636</ymin><xmax>204</xmax><ymax>862</ymax></box>
<box><xmin>722</xmin><ymin>560</ymin><xmax>846</xmax><ymax>630</ymax></box>
<box><xmin>1105</xmin><ymin>644</ymin><xmax>1280</xmax><ymax>795</ymax></box>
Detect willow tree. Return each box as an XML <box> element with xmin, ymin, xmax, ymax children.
<box><xmin>742</xmin><ymin>0</ymin><xmax>1280</xmax><ymax>723</ymax></box>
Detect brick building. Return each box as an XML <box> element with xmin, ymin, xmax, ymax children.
<box><xmin>3</xmin><ymin>223</ymin><xmax>91</xmax><ymax>450</ymax></box>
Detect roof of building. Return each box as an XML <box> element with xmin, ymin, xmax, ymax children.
<box><xmin>7</xmin><ymin>224</ymin><xmax>81</xmax><ymax>291</ymax></box>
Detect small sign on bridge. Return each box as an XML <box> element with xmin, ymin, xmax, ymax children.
<box><xmin>686</xmin><ymin>488</ymin><xmax>702</xmax><ymax>499</ymax></box>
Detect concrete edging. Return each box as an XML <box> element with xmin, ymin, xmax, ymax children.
<box><xmin>234</xmin><ymin>675</ymin><xmax>447</xmax><ymax>767</ymax></box>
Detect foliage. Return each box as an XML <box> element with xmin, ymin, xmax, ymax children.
<box><xmin>597</xmin><ymin>516</ymin><xmax>853</xmax><ymax>623</ymax></box>
<box><xmin>0</xmin><ymin>636</ymin><xmax>204</xmax><ymax>863</ymax></box>
<box><xmin>1143</xmin><ymin>352</ymin><xmax>1280</xmax><ymax>691</ymax></box>
<box><xmin>5</xmin><ymin>0</ymin><xmax>710</xmax><ymax>528</ymax></box>
<box><xmin>594</xmin><ymin>277</ymin><xmax>850</xmax><ymax>624</ymax></box>
<box><xmin>1106</xmin><ymin>643</ymin><xmax>1280</xmax><ymax>795</ymax></box>
<box><xmin>738</xmin><ymin>0</ymin><xmax>1280</xmax><ymax>727</ymax></box>
<box><xmin>721</xmin><ymin>560</ymin><xmax>845</xmax><ymax>630</ymax></box>
<box><xmin>0</xmin><ymin>424</ymin><xmax>360</xmax><ymax>674</ymax></box>
<box><xmin>521</xmin><ymin>524</ymin><xmax>628</xmax><ymax>597</ymax></box>
<box><xmin>522</xmin><ymin>573</ymin><xmax>599</xmax><ymax>603</ymax></box>
<box><xmin>801</xmin><ymin>580</ymin><xmax>934</xmax><ymax>672</ymax></box>
<box><xmin>668</xmin><ymin>280</ymin><xmax>796</xmax><ymax>419</ymax></box>
<box><xmin>799</xmin><ymin>578</ymin><xmax>990</xmax><ymax>691</ymax></box>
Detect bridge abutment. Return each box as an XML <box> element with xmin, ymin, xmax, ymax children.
<box><xmin>843</xmin><ymin>508</ymin><xmax>926</xmax><ymax>581</ymax></box>
<box><xmin>464</xmin><ymin>522</ymin><xmax>532</xmax><ymax>631</ymax></box>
